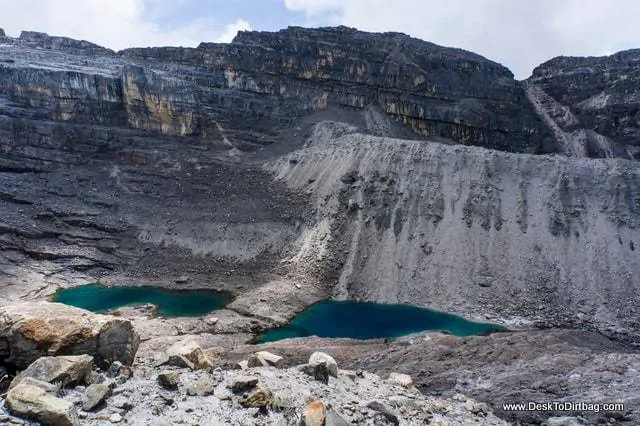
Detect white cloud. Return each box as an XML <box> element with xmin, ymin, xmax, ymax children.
<box><xmin>0</xmin><ymin>0</ymin><xmax>251</xmax><ymax>50</ymax></box>
<box><xmin>216</xmin><ymin>19</ymin><xmax>253</xmax><ymax>43</ymax></box>
<box><xmin>284</xmin><ymin>0</ymin><xmax>640</xmax><ymax>78</ymax></box>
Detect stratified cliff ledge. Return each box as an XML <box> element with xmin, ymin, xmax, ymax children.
<box><xmin>0</xmin><ymin>26</ymin><xmax>555</xmax><ymax>153</ymax></box>
<box><xmin>0</xmin><ymin>27</ymin><xmax>639</xmax><ymax>348</ymax></box>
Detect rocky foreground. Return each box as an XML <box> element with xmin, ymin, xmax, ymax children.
<box><xmin>0</xmin><ymin>302</ymin><xmax>510</xmax><ymax>425</ymax></box>
<box><xmin>1</xmin><ymin>302</ymin><xmax>638</xmax><ymax>425</ymax></box>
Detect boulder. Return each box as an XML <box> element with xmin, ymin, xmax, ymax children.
<box><xmin>230</xmin><ymin>375</ymin><xmax>258</xmax><ymax>393</ymax></box>
<box><xmin>387</xmin><ymin>372</ymin><xmax>413</xmax><ymax>388</ymax></box>
<box><xmin>157</xmin><ymin>371</ymin><xmax>181</xmax><ymax>390</ymax></box>
<box><xmin>185</xmin><ymin>375</ymin><xmax>214</xmax><ymax>396</ymax></box>
<box><xmin>6</xmin><ymin>377</ymin><xmax>79</xmax><ymax>426</ymax></box>
<box><xmin>10</xmin><ymin>355</ymin><xmax>93</xmax><ymax>390</ymax></box>
<box><xmin>82</xmin><ymin>383</ymin><xmax>111</xmax><ymax>411</ymax></box>
<box><xmin>309</xmin><ymin>352</ymin><xmax>338</xmax><ymax>377</ymax></box>
<box><xmin>159</xmin><ymin>340</ymin><xmax>213</xmax><ymax>371</ymax></box>
<box><xmin>247</xmin><ymin>350</ymin><xmax>283</xmax><ymax>368</ymax></box>
<box><xmin>0</xmin><ymin>28</ymin><xmax>5</xmax><ymax>37</ymax></box>
<box><xmin>0</xmin><ymin>302</ymin><xmax>139</xmax><ymax>369</ymax></box>
<box><xmin>301</xmin><ymin>400</ymin><xmax>326</xmax><ymax>426</ymax></box>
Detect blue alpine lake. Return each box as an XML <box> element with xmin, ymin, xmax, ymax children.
<box><xmin>53</xmin><ymin>284</ymin><xmax>232</xmax><ymax>317</ymax></box>
<box><xmin>256</xmin><ymin>300</ymin><xmax>506</xmax><ymax>343</ymax></box>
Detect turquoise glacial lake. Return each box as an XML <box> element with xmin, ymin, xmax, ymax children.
<box><xmin>53</xmin><ymin>284</ymin><xmax>232</xmax><ymax>317</ymax></box>
<box><xmin>257</xmin><ymin>300</ymin><xmax>506</xmax><ymax>343</ymax></box>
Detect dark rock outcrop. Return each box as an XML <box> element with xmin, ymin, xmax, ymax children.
<box><xmin>18</xmin><ymin>31</ymin><xmax>114</xmax><ymax>55</ymax></box>
<box><xmin>527</xmin><ymin>49</ymin><xmax>640</xmax><ymax>159</ymax></box>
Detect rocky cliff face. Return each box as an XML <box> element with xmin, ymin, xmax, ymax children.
<box><xmin>1</xmin><ymin>27</ymin><xmax>554</xmax><ymax>152</ymax></box>
<box><xmin>0</xmin><ymin>27</ymin><xmax>639</xmax><ymax>347</ymax></box>
<box><xmin>527</xmin><ymin>49</ymin><xmax>640</xmax><ymax>159</ymax></box>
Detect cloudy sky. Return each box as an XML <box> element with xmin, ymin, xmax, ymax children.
<box><xmin>2</xmin><ymin>0</ymin><xmax>639</xmax><ymax>78</ymax></box>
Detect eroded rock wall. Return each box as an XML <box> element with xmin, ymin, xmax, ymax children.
<box><xmin>527</xmin><ymin>49</ymin><xmax>640</xmax><ymax>159</ymax></box>
<box><xmin>269</xmin><ymin>122</ymin><xmax>640</xmax><ymax>341</ymax></box>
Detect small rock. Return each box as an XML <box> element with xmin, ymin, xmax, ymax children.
<box><xmin>240</xmin><ymin>386</ymin><xmax>273</xmax><ymax>409</ymax></box>
<box><xmin>82</xmin><ymin>383</ymin><xmax>111</xmax><ymax>411</ymax></box>
<box><xmin>185</xmin><ymin>376</ymin><xmax>214</xmax><ymax>396</ymax></box>
<box><xmin>234</xmin><ymin>360</ymin><xmax>249</xmax><ymax>370</ymax></box>
<box><xmin>301</xmin><ymin>400</ymin><xmax>326</xmax><ymax>426</ymax></box>
<box><xmin>452</xmin><ymin>393</ymin><xmax>467</xmax><ymax>402</ymax></box>
<box><xmin>247</xmin><ymin>351</ymin><xmax>283</xmax><ymax>368</ymax></box>
<box><xmin>387</xmin><ymin>372</ymin><xmax>413</xmax><ymax>388</ymax></box>
<box><xmin>115</xmin><ymin>375</ymin><xmax>129</xmax><ymax>385</ymax></box>
<box><xmin>157</xmin><ymin>391</ymin><xmax>174</xmax><ymax>405</ymax></box>
<box><xmin>339</xmin><ymin>369</ymin><xmax>357</xmax><ymax>380</ymax></box>
<box><xmin>309</xmin><ymin>352</ymin><xmax>338</xmax><ymax>377</ymax></box>
<box><xmin>297</xmin><ymin>364</ymin><xmax>314</xmax><ymax>375</ymax></box>
<box><xmin>157</xmin><ymin>371</ymin><xmax>181</xmax><ymax>390</ymax></box>
<box><xmin>175</xmin><ymin>275</ymin><xmax>190</xmax><ymax>284</ymax></box>
<box><xmin>340</xmin><ymin>171</ymin><xmax>358</xmax><ymax>184</ymax></box>
<box><xmin>85</xmin><ymin>371</ymin><xmax>106</xmax><ymax>385</ymax></box>
<box><xmin>230</xmin><ymin>376</ymin><xmax>258</xmax><ymax>393</ymax></box>
<box><xmin>387</xmin><ymin>396</ymin><xmax>421</xmax><ymax>410</ymax></box>
<box><xmin>107</xmin><ymin>361</ymin><xmax>133</xmax><ymax>380</ymax></box>
<box><xmin>217</xmin><ymin>388</ymin><xmax>233</xmax><ymax>401</ymax></box>
<box><xmin>111</xmin><ymin>395</ymin><xmax>134</xmax><ymax>410</ymax></box>
<box><xmin>160</xmin><ymin>340</ymin><xmax>213</xmax><ymax>371</ymax></box>
<box><xmin>205</xmin><ymin>316</ymin><xmax>218</xmax><ymax>326</ymax></box>
<box><xmin>468</xmin><ymin>401</ymin><xmax>490</xmax><ymax>415</ymax></box>
<box><xmin>368</xmin><ymin>401</ymin><xmax>399</xmax><ymax>425</ymax></box>
<box><xmin>109</xmin><ymin>413</ymin><xmax>122</xmax><ymax>423</ymax></box>
<box><xmin>313</xmin><ymin>362</ymin><xmax>330</xmax><ymax>385</ymax></box>
<box><xmin>157</xmin><ymin>353</ymin><xmax>194</xmax><ymax>370</ymax></box>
